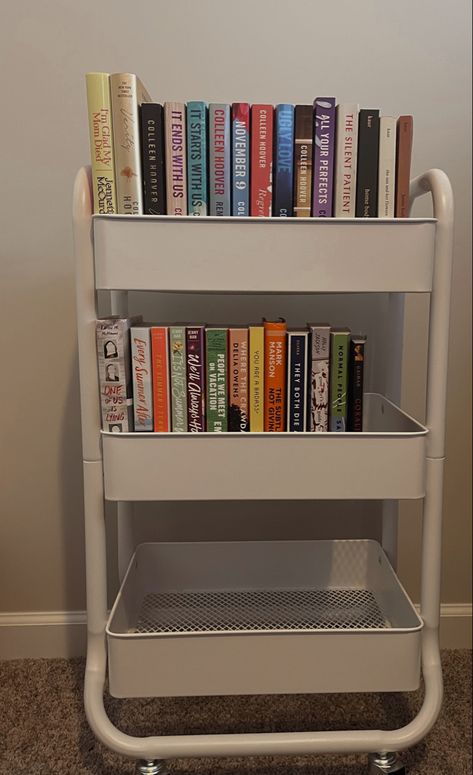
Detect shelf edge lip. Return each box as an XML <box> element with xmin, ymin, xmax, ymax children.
<box><xmin>93</xmin><ymin>214</ymin><xmax>437</xmax><ymax>224</ymax></box>
<box><xmin>101</xmin><ymin>430</ymin><xmax>428</xmax><ymax>438</ymax></box>
<box><xmin>106</xmin><ymin>623</ymin><xmax>424</xmax><ymax>639</ymax></box>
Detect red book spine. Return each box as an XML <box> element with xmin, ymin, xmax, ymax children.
<box><xmin>151</xmin><ymin>327</ymin><xmax>171</xmax><ymax>432</ymax></box>
<box><xmin>250</xmin><ymin>105</ymin><xmax>274</xmax><ymax>216</ymax></box>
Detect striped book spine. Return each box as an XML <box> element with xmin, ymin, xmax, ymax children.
<box><xmin>169</xmin><ymin>326</ymin><xmax>187</xmax><ymax>432</ymax></box>
<box><xmin>249</xmin><ymin>326</ymin><xmax>264</xmax><ymax>432</ymax></box>
<box><xmin>187</xmin><ymin>101</ymin><xmax>208</xmax><ymax>216</ymax></box>
<box><xmin>294</xmin><ymin>105</ymin><xmax>313</xmax><ymax>217</ymax></box>
<box><xmin>164</xmin><ymin>102</ymin><xmax>187</xmax><ymax>215</ymax></box>
<box><xmin>209</xmin><ymin>104</ymin><xmax>231</xmax><ymax>216</ymax></box>
<box><xmin>232</xmin><ymin>103</ymin><xmax>250</xmax><ymax>216</ymax></box>
<box><xmin>250</xmin><ymin>105</ymin><xmax>274</xmax><ymax>216</ymax></box>
<box><xmin>273</xmin><ymin>104</ymin><xmax>295</xmax><ymax>216</ymax></box>
<box><xmin>312</xmin><ymin>97</ymin><xmax>336</xmax><ymax>217</ymax></box>
<box><xmin>151</xmin><ymin>327</ymin><xmax>171</xmax><ymax>432</ymax></box>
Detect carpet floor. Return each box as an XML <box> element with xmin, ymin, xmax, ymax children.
<box><xmin>0</xmin><ymin>651</ymin><xmax>471</xmax><ymax>774</ymax></box>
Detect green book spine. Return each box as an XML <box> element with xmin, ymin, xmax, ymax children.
<box><xmin>206</xmin><ymin>328</ymin><xmax>228</xmax><ymax>432</ymax></box>
<box><xmin>329</xmin><ymin>328</ymin><xmax>350</xmax><ymax>432</ymax></box>
<box><xmin>169</xmin><ymin>326</ymin><xmax>187</xmax><ymax>432</ymax></box>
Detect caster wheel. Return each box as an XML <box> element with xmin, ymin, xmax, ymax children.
<box><xmin>136</xmin><ymin>760</ymin><xmax>170</xmax><ymax>775</ymax></box>
<box><xmin>369</xmin><ymin>753</ymin><xmax>405</xmax><ymax>774</ymax></box>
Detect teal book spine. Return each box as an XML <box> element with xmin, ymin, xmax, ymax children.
<box><xmin>169</xmin><ymin>326</ymin><xmax>187</xmax><ymax>432</ymax></box>
<box><xmin>187</xmin><ymin>101</ymin><xmax>208</xmax><ymax>216</ymax></box>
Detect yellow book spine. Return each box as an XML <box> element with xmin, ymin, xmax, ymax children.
<box><xmin>86</xmin><ymin>73</ymin><xmax>117</xmax><ymax>214</ymax></box>
<box><xmin>249</xmin><ymin>326</ymin><xmax>264</xmax><ymax>432</ymax></box>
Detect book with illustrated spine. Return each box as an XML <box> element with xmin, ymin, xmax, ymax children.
<box><xmin>249</xmin><ymin>326</ymin><xmax>264</xmax><ymax>432</ymax></box>
<box><xmin>96</xmin><ymin>316</ymin><xmax>141</xmax><ymax>432</ymax></box>
<box><xmin>151</xmin><ymin>327</ymin><xmax>171</xmax><ymax>432</ymax></box>
<box><xmin>347</xmin><ymin>334</ymin><xmax>367</xmax><ymax>432</ymax></box>
<box><xmin>329</xmin><ymin>327</ymin><xmax>351</xmax><ymax>432</ymax></box>
<box><xmin>312</xmin><ymin>97</ymin><xmax>336</xmax><ymax>217</ymax></box>
<box><xmin>287</xmin><ymin>330</ymin><xmax>309</xmax><ymax>432</ymax></box>
<box><xmin>263</xmin><ymin>319</ymin><xmax>287</xmax><ymax>432</ymax></box>
<box><xmin>130</xmin><ymin>325</ymin><xmax>153</xmax><ymax>431</ymax></box>
<box><xmin>232</xmin><ymin>103</ymin><xmax>250</xmax><ymax>216</ymax></box>
<box><xmin>334</xmin><ymin>103</ymin><xmax>359</xmax><ymax>217</ymax></box>
<box><xmin>169</xmin><ymin>326</ymin><xmax>187</xmax><ymax>433</ymax></box>
<box><xmin>308</xmin><ymin>323</ymin><xmax>330</xmax><ymax>432</ymax></box>
<box><xmin>378</xmin><ymin>117</ymin><xmax>396</xmax><ymax>218</ymax></box>
<box><xmin>356</xmin><ymin>109</ymin><xmax>380</xmax><ymax>217</ymax></box>
<box><xmin>273</xmin><ymin>104</ymin><xmax>295</xmax><ymax>216</ymax></box>
<box><xmin>294</xmin><ymin>105</ymin><xmax>313</xmax><ymax>217</ymax></box>
<box><xmin>140</xmin><ymin>103</ymin><xmax>166</xmax><ymax>215</ymax></box>
<box><xmin>186</xmin><ymin>326</ymin><xmax>206</xmax><ymax>431</ymax></box>
<box><xmin>164</xmin><ymin>102</ymin><xmax>187</xmax><ymax>215</ymax></box>
<box><xmin>395</xmin><ymin>115</ymin><xmax>413</xmax><ymax>217</ymax></box>
<box><xmin>110</xmin><ymin>73</ymin><xmax>152</xmax><ymax>214</ymax></box>
<box><xmin>187</xmin><ymin>101</ymin><xmax>208</xmax><ymax>216</ymax></box>
<box><xmin>251</xmin><ymin>105</ymin><xmax>274</xmax><ymax>216</ymax></box>
<box><xmin>228</xmin><ymin>327</ymin><xmax>249</xmax><ymax>432</ymax></box>
<box><xmin>86</xmin><ymin>73</ymin><xmax>117</xmax><ymax>214</ymax></box>
<box><xmin>209</xmin><ymin>104</ymin><xmax>230</xmax><ymax>216</ymax></box>
<box><xmin>206</xmin><ymin>328</ymin><xmax>228</xmax><ymax>432</ymax></box>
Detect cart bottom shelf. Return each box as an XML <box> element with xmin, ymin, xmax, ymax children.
<box><xmin>107</xmin><ymin>540</ymin><xmax>423</xmax><ymax>698</ymax></box>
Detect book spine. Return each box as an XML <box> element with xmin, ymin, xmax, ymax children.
<box><xmin>263</xmin><ymin>319</ymin><xmax>287</xmax><ymax>432</ymax></box>
<box><xmin>206</xmin><ymin>328</ymin><xmax>228</xmax><ymax>432</ymax></box>
<box><xmin>151</xmin><ymin>327</ymin><xmax>171</xmax><ymax>432</ymax></box>
<box><xmin>273</xmin><ymin>104</ymin><xmax>295</xmax><ymax>216</ymax></box>
<box><xmin>287</xmin><ymin>332</ymin><xmax>309</xmax><ymax>432</ymax></box>
<box><xmin>329</xmin><ymin>329</ymin><xmax>350</xmax><ymax>432</ymax></box>
<box><xmin>395</xmin><ymin>115</ymin><xmax>414</xmax><ymax>217</ymax></box>
<box><xmin>85</xmin><ymin>73</ymin><xmax>117</xmax><ymax>214</ymax></box>
<box><xmin>164</xmin><ymin>102</ymin><xmax>187</xmax><ymax>215</ymax></box>
<box><xmin>312</xmin><ymin>97</ymin><xmax>336</xmax><ymax>217</ymax></box>
<box><xmin>96</xmin><ymin>318</ymin><xmax>134</xmax><ymax>431</ymax></box>
<box><xmin>186</xmin><ymin>326</ymin><xmax>206</xmax><ymax>431</ymax></box>
<box><xmin>209</xmin><ymin>104</ymin><xmax>230</xmax><ymax>216</ymax></box>
<box><xmin>334</xmin><ymin>103</ymin><xmax>359</xmax><ymax>217</ymax></box>
<box><xmin>131</xmin><ymin>326</ymin><xmax>153</xmax><ymax>431</ymax></box>
<box><xmin>308</xmin><ymin>324</ymin><xmax>330</xmax><ymax>432</ymax></box>
<box><xmin>250</xmin><ymin>105</ymin><xmax>274</xmax><ymax>216</ymax></box>
<box><xmin>294</xmin><ymin>105</ymin><xmax>313</xmax><ymax>217</ymax></box>
<box><xmin>169</xmin><ymin>326</ymin><xmax>187</xmax><ymax>433</ymax></box>
<box><xmin>249</xmin><ymin>326</ymin><xmax>264</xmax><ymax>432</ymax></box>
<box><xmin>228</xmin><ymin>328</ymin><xmax>249</xmax><ymax>431</ymax></box>
<box><xmin>187</xmin><ymin>101</ymin><xmax>208</xmax><ymax>216</ymax></box>
<box><xmin>232</xmin><ymin>103</ymin><xmax>250</xmax><ymax>216</ymax></box>
<box><xmin>355</xmin><ymin>109</ymin><xmax>380</xmax><ymax>217</ymax></box>
<box><xmin>378</xmin><ymin>117</ymin><xmax>397</xmax><ymax>218</ymax></box>
<box><xmin>140</xmin><ymin>103</ymin><xmax>166</xmax><ymax>215</ymax></box>
<box><xmin>347</xmin><ymin>335</ymin><xmax>366</xmax><ymax>432</ymax></box>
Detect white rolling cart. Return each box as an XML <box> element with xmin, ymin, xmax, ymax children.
<box><xmin>73</xmin><ymin>166</ymin><xmax>453</xmax><ymax>775</ymax></box>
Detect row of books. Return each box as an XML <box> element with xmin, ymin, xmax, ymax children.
<box><xmin>86</xmin><ymin>72</ymin><xmax>413</xmax><ymax>220</ymax></box>
<box><xmin>96</xmin><ymin>317</ymin><xmax>366</xmax><ymax>434</ymax></box>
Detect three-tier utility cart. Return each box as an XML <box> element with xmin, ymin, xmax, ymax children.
<box><xmin>73</xmin><ymin>166</ymin><xmax>453</xmax><ymax>775</ymax></box>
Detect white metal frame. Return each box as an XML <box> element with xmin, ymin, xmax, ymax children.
<box><xmin>73</xmin><ymin>166</ymin><xmax>453</xmax><ymax>764</ymax></box>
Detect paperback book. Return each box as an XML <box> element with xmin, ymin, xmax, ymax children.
<box><xmin>334</xmin><ymin>103</ymin><xmax>359</xmax><ymax>217</ymax></box>
<box><xmin>312</xmin><ymin>97</ymin><xmax>336</xmax><ymax>217</ymax></box>
<box><xmin>273</xmin><ymin>104</ymin><xmax>295</xmax><ymax>217</ymax></box>
<box><xmin>347</xmin><ymin>334</ymin><xmax>366</xmax><ymax>432</ymax></box>
<box><xmin>231</xmin><ymin>103</ymin><xmax>250</xmax><ymax>216</ymax></box>
<box><xmin>287</xmin><ymin>330</ymin><xmax>309</xmax><ymax>431</ymax></box>
<box><xmin>140</xmin><ymin>103</ymin><xmax>166</xmax><ymax>215</ymax></box>
<box><xmin>329</xmin><ymin>327</ymin><xmax>350</xmax><ymax>432</ymax></box>
<box><xmin>151</xmin><ymin>326</ymin><xmax>171</xmax><ymax>432</ymax></box>
<box><xmin>229</xmin><ymin>327</ymin><xmax>249</xmax><ymax>431</ymax></box>
<box><xmin>294</xmin><ymin>105</ymin><xmax>313</xmax><ymax>217</ymax></box>
<box><xmin>96</xmin><ymin>316</ymin><xmax>141</xmax><ymax>432</ymax></box>
<box><xmin>169</xmin><ymin>326</ymin><xmax>187</xmax><ymax>432</ymax></box>
<box><xmin>186</xmin><ymin>325</ymin><xmax>206</xmax><ymax>431</ymax></box>
<box><xmin>356</xmin><ymin>109</ymin><xmax>380</xmax><ymax>217</ymax></box>
<box><xmin>264</xmin><ymin>318</ymin><xmax>287</xmax><ymax>432</ymax></box>
<box><xmin>164</xmin><ymin>102</ymin><xmax>187</xmax><ymax>215</ymax></box>
<box><xmin>395</xmin><ymin>115</ymin><xmax>413</xmax><ymax>217</ymax></box>
<box><xmin>206</xmin><ymin>328</ymin><xmax>228</xmax><ymax>432</ymax></box>
<box><xmin>378</xmin><ymin>116</ymin><xmax>396</xmax><ymax>218</ymax></box>
<box><xmin>249</xmin><ymin>326</ymin><xmax>264</xmax><ymax>432</ymax></box>
<box><xmin>209</xmin><ymin>104</ymin><xmax>231</xmax><ymax>216</ymax></box>
<box><xmin>251</xmin><ymin>105</ymin><xmax>273</xmax><ymax>217</ymax></box>
<box><xmin>308</xmin><ymin>323</ymin><xmax>331</xmax><ymax>432</ymax></box>
<box><xmin>130</xmin><ymin>325</ymin><xmax>153</xmax><ymax>431</ymax></box>
<box><xmin>187</xmin><ymin>101</ymin><xmax>208</xmax><ymax>216</ymax></box>
<box><xmin>86</xmin><ymin>73</ymin><xmax>117</xmax><ymax>214</ymax></box>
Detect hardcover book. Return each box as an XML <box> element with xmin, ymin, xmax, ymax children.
<box><xmin>287</xmin><ymin>330</ymin><xmax>309</xmax><ymax>432</ymax></box>
<box><xmin>96</xmin><ymin>316</ymin><xmax>141</xmax><ymax>432</ymax></box>
<box><xmin>249</xmin><ymin>326</ymin><xmax>264</xmax><ymax>432</ymax></box>
<box><xmin>187</xmin><ymin>101</ymin><xmax>208</xmax><ymax>216</ymax></box>
<box><xmin>329</xmin><ymin>327</ymin><xmax>351</xmax><ymax>432</ymax></box>
<box><xmin>140</xmin><ymin>103</ymin><xmax>166</xmax><ymax>215</ymax></box>
<box><xmin>169</xmin><ymin>326</ymin><xmax>187</xmax><ymax>433</ymax></box>
<box><xmin>85</xmin><ymin>73</ymin><xmax>117</xmax><ymax>214</ymax></box>
<box><xmin>355</xmin><ymin>109</ymin><xmax>380</xmax><ymax>217</ymax></box>
<box><xmin>209</xmin><ymin>104</ymin><xmax>231</xmax><ymax>216</ymax></box>
<box><xmin>294</xmin><ymin>105</ymin><xmax>313</xmax><ymax>217</ymax></box>
<box><xmin>273</xmin><ymin>104</ymin><xmax>295</xmax><ymax>217</ymax></box>
<box><xmin>164</xmin><ymin>102</ymin><xmax>187</xmax><ymax>215</ymax></box>
<box><xmin>110</xmin><ymin>73</ymin><xmax>152</xmax><ymax>214</ymax></box>
<box><xmin>229</xmin><ymin>327</ymin><xmax>249</xmax><ymax>432</ymax></box>
<box><xmin>151</xmin><ymin>327</ymin><xmax>171</xmax><ymax>432</ymax></box>
<box><xmin>232</xmin><ymin>103</ymin><xmax>250</xmax><ymax>216</ymax></box>
<box><xmin>378</xmin><ymin>117</ymin><xmax>396</xmax><ymax>218</ymax></box>
<box><xmin>250</xmin><ymin>105</ymin><xmax>274</xmax><ymax>217</ymax></box>
<box><xmin>206</xmin><ymin>328</ymin><xmax>228</xmax><ymax>432</ymax></box>
<box><xmin>131</xmin><ymin>325</ymin><xmax>153</xmax><ymax>431</ymax></box>
<box><xmin>312</xmin><ymin>98</ymin><xmax>336</xmax><ymax>217</ymax></box>
<box><xmin>308</xmin><ymin>323</ymin><xmax>330</xmax><ymax>432</ymax></box>
<box><xmin>395</xmin><ymin>115</ymin><xmax>414</xmax><ymax>217</ymax></box>
<box><xmin>186</xmin><ymin>325</ymin><xmax>206</xmax><ymax>431</ymax></box>
<box><xmin>263</xmin><ymin>319</ymin><xmax>287</xmax><ymax>432</ymax></box>
<box><xmin>347</xmin><ymin>334</ymin><xmax>367</xmax><ymax>432</ymax></box>
<box><xmin>334</xmin><ymin>103</ymin><xmax>359</xmax><ymax>217</ymax></box>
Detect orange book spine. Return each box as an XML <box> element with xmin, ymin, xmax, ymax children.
<box><xmin>151</xmin><ymin>327</ymin><xmax>171</xmax><ymax>432</ymax></box>
<box><xmin>263</xmin><ymin>319</ymin><xmax>287</xmax><ymax>432</ymax></box>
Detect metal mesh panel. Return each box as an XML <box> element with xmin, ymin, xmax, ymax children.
<box><xmin>134</xmin><ymin>588</ymin><xmax>389</xmax><ymax>635</ymax></box>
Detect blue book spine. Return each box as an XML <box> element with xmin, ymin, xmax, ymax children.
<box><xmin>273</xmin><ymin>104</ymin><xmax>295</xmax><ymax>217</ymax></box>
<box><xmin>209</xmin><ymin>104</ymin><xmax>231</xmax><ymax>216</ymax></box>
<box><xmin>232</xmin><ymin>103</ymin><xmax>250</xmax><ymax>216</ymax></box>
<box><xmin>287</xmin><ymin>331</ymin><xmax>309</xmax><ymax>431</ymax></box>
<box><xmin>186</xmin><ymin>102</ymin><xmax>208</xmax><ymax>216</ymax></box>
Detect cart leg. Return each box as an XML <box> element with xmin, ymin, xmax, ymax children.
<box><xmin>136</xmin><ymin>760</ymin><xmax>170</xmax><ymax>775</ymax></box>
<box><xmin>369</xmin><ymin>752</ymin><xmax>405</xmax><ymax>773</ymax></box>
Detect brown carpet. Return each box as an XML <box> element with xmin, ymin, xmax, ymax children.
<box><xmin>0</xmin><ymin>651</ymin><xmax>471</xmax><ymax>774</ymax></box>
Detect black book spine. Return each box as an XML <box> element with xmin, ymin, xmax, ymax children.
<box><xmin>347</xmin><ymin>336</ymin><xmax>366</xmax><ymax>431</ymax></box>
<box><xmin>287</xmin><ymin>332</ymin><xmax>308</xmax><ymax>432</ymax></box>
<box><xmin>355</xmin><ymin>110</ymin><xmax>380</xmax><ymax>217</ymax></box>
<box><xmin>140</xmin><ymin>103</ymin><xmax>166</xmax><ymax>215</ymax></box>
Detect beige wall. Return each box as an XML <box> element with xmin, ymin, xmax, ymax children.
<box><xmin>0</xmin><ymin>0</ymin><xmax>470</xmax><ymax>615</ymax></box>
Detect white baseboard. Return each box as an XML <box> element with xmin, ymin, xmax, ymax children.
<box><xmin>0</xmin><ymin>604</ymin><xmax>470</xmax><ymax>660</ymax></box>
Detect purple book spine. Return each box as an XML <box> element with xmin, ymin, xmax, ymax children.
<box><xmin>186</xmin><ymin>326</ymin><xmax>206</xmax><ymax>432</ymax></box>
<box><xmin>312</xmin><ymin>97</ymin><xmax>336</xmax><ymax>217</ymax></box>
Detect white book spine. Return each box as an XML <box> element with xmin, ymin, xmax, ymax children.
<box><xmin>378</xmin><ymin>116</ymin><xmax>397</xmax><ymax>218</ymax></box>
<box><xmin>131</xmin><ymin>327</ymin><xmax>153</xmax><ymax>431</ymax></box>
<box><xmin>110</xmin><ymin>73</ymin><xmax>151</xmax><ymax>214</ymax></box>
<box><xmin>96</xmin><ymin>318</ymin><xmax>134</xmax><ymax>432</ymax></box>
<box><xmin>334</xmin><ymin>104</ymin><xmax>359</xmax><ymax>217</ymax></box>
